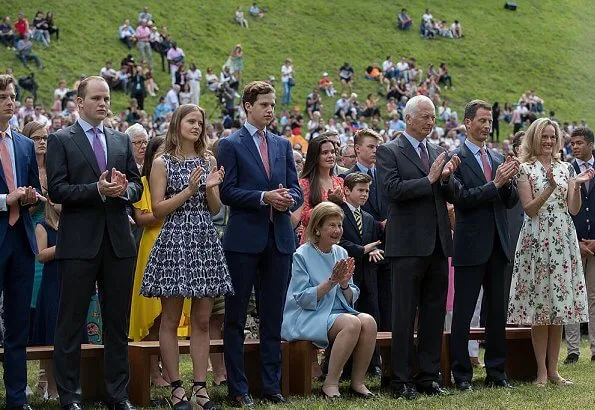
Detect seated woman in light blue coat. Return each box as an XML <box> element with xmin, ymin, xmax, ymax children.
<box><xmin>281</xmin><ymin>202</ymin><xmax>377</xmax><ymax>399</ymax></box>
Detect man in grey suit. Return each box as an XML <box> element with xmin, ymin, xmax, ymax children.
<box><xmin>376</xmin><ymin>95</ymin><xmax>461</xmax><ymax>400</ymax></box>
<box><xmin>47</xmin><ymin>76</ymin><xmax>142</xmax><ymax>410</ymax></box>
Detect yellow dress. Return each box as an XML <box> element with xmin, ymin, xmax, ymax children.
<box><xmin>128</xmin><ymin>176</ymin><xmax>191</xmax><ymax>341</ymax></box>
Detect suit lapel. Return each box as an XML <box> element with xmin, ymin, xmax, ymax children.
<box><xmin>487</xmin><ymin>149</ymin><xmax>500</xmax><ymax>181</ymax></box>
<box><xmin>71</xmin><ymin>123</ymin><xmax>101</xmax><ymax>178</ymax></box>
<box><xmin>11</xmin><ymin>132</ymin><xmax>26</xmax><ymax>187</ymax></box>
<box><xmin>105</xmin><ymin>127</ymin><xmax>117</xmax><ymax>171</ymax></box>
<box><xmin>240</xmin><ymin>128</ymin><xmax>269</xmax><ymax>180</ymax></box>
<box><xmin>266</xmin><ymin>131</ymin><xmax>275</xmax><ymax>181</ymax></box>
<box><xmin>398</xmin><ymin>135</ymin><xmax>427</xmax><ymax>175</ymax></box>
<box><xmin>342</xmin><ymin>204</ymin><xmax>361</xmax><ymax>238</ymax></box>
<box><xmin>461</xmin><ymin>143</ymin><xmax>486</xmax><ymax>183</ymax></box>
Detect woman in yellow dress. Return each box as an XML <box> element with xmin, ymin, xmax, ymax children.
<box><xmin>128</xmin><ymin>135</ymin><xmax>191</xmax><ymax>386</ymax></box>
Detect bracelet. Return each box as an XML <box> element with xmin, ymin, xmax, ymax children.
<box><xmin>340</xmin><ymin>284</ymin><xmax>350</xmax><ymax>290</ymax></box>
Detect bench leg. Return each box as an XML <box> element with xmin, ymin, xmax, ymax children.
<box><xmin>281</xmin><ymin>344</ymin><xmax>289</xmax><ymax>397</ymax></box>
<box><xmin>128</xmin><ymin>347</ymin><xmax>152</xmax><ymax>407</ymax></box>
<box><xmin>287</xmin><ymin>341</ymin><xmax>312</xmax><ymax>396</ymax></box>
<box><xmin>506</xmin><ymin>338</ymin><xmax>537</xmax><ymax>381</ymax></box>
<box><xmin>81</xmin><ymin>353</ymin><xmax>106</xmax><ymax>402</ymax></box>
<box><xmin>440</xmin><ymin>333</ymin><xmax>452</xmax><ymax>387</ymax></box>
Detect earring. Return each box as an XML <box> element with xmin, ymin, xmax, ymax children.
<box><xmin>315</xmin><ymin>231</ymin><xmax>320</xmax><ymax>236</ymax></box>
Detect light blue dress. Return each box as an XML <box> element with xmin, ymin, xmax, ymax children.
<box><xmin>281</xmin><ymin>243</ymin><xmax>360</xmax><ymax>348</ymax></box>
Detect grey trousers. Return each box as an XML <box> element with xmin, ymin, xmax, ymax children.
<box><xmin>565</xmin><ymin>254</ymin><xmax>595</xmax><ymax>356</ymax></box>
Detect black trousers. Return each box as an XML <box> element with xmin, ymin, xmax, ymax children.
<box><xmin>390</xmin><ymin>244</ymin><xmax>448</xmax><ymax>388</ymax></box>
<box><xmin>53</xmin><ymin>229</ymin><xmax>135</xmax><ymax>406</ymax></box>
<box><xmin>451</xmin><ymin>241</ymin><xmax>508</xmax><ymax>383</ymax></box>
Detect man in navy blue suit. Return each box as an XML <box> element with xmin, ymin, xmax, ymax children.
<box><xmin>0</xmin><ymin>74</ymin><xmax>43</xmax><ymax>410</ymax></box>
<box><xmin>218</xmin><ymin>81</ymin><xmax>303</xmax><ymax>408</ymax></box>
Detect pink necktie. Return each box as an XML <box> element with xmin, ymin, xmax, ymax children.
<box><xmin>258</xmin><ymin>129</ymin><xmax>270</xmax><ymax>178</ymax></box>
<box><xmin>0</xmin><ymin>131</ymin><xmax>19</xmax><ymax>225</ymax></box>
<box><xmin>480</xmin><ymin>147</ymin><xmax>492</xmax><ymax>182</ymax></box>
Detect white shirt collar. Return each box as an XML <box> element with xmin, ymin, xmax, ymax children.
<box><xmin>577</xmin><ymin>157</ymin><xmax>594</xmax><ymax>167</ymax></box>
<box><xmin>0</xmin><ymin>126</ymin><xmax>13</xmax><ymax>139</ymax></box>
<box><xmin>345</xmin><ymin>201</ymin><xmax>360</xmax><ymax>213</ymax></box>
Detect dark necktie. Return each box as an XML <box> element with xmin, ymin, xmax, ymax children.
<box><xmin>354</xmin><ymin>208</ymin><xmax>363</xmax><ymax>235</ymax></box>
<box><xmin>418</xmin><ymin>142</ymin><xmax>430</xmax><ymax>173</ymax></box>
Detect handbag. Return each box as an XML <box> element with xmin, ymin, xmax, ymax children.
<box><xmin>288</xmin><ymin>77</ymin><xmax>295</xmax><ymax>87</ymax></box>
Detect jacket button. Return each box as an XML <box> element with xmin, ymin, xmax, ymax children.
<box><xmin>587</xmin><ymin>208</ymin><xmax>590</xmax><ymax>212</ymax></box>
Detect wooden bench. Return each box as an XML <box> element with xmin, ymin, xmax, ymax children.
<box><xmin>286</xmin><ymin>327</ymin><xmax>535</xmax><ymax>396</ymax></box>
<box><xmin>0</xmin><ymin>344</ymin><xmax>106</xmax><ymax>401</ymax></box>
<box><xmin>128</xmin><ymin>339</ymin><xmax>290</xmax><ymax>407</ymax></box>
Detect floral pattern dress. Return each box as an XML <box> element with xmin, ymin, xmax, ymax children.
<box><xmin>508</xmin><ymin>160</ymin><xmax>588</xmax><ymax>325</ymax></box>
<box><xmin>141</xmin><ymin>155</ymin><xmax>234</xmax><ymax>299</ymax></box>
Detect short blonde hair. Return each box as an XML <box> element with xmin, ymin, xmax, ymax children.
<box><xmin>305</xmin><ymin>202</ymin><xmax>344</xmax><ymax>243</ymax></box>
<box><xmin>519</xmin><ymin>118</ymin><xmax>563</xmax><ymax>163</ymax></box>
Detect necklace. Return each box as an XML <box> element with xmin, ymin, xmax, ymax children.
<box><xmin>312</xmin><ymin>242</ymin><xmax>332</xmax><ymax>255</ymax></box>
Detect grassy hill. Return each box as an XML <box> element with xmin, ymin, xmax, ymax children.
<box><xmin>3</xmin><ymin>0</ymin><xmax>595</xmax><ymax>134</ymax></box>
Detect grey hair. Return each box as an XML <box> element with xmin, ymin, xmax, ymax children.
<box><xmin>403</xmin><ymin>95</ymin><xmax>435</xmax><ymax>119</ymax></box>
<box><xmin>125</xmin><ymin>123</ymin><xmax>148</xmax><ymax>139</ymax></box>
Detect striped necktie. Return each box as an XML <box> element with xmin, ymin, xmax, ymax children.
<box><xmin>354</xmin><ymin>208</ymin><xmax>362</xmax><ymax>235</ymax></box>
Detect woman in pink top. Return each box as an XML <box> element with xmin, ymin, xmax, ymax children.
<box><xmin>293</xmin><ymin>133</ymin><xmax>344</xmax><ymax>243</ymax></box>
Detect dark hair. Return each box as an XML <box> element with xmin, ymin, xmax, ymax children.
<box><xmin>141</xmin><ymin>135</ymin><xmax>165</xmax><ymax>178</ymax></box>
<box><xmin>301</xmin><ymin>135</ymin><xmax>335</xmax><ymax>207</ymax></box>
<box><xmin>354</xmin><ymin>128</ymin><xmax>382</xmax><ymax>146</ymax></box>
<box><xmin>241</xmin><ymin>81</ymin><xmax>275</xmax><ymax>111</ymax></box>
<box><xmin>77</xmin><ymin>76</ymin><xmax>107</xmax><ymax>100</ymax></box>
<box><xmin>344</xmin><ymin>172</ymin><xmax>372</xmax><ymax>190</ymax></box>
<box><xmin>0</xmin><ymin>74</ymin><xmax>14</xmax><ymax>91</ymax></box>
<box><xmin>571</xmin><ymin>127</ymin><xmax>595</xmax><ymax>144</ymax></box>
<box><xmin>464</xmin><ymin>99</ymin><xmax>492</xmax><ymax>121</ymax></box>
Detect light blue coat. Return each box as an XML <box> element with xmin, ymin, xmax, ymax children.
<box><xmin>281</xmin><ymin>243</ymin><xmax>360</xmax><ymax>348</ymax></box>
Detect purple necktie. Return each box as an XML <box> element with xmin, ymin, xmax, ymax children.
<box><xmin>418</xmin><ymin>142</ymin><xmax>430</xmax><ymax>173</ymax></box>
<box><xmin>92</xmin><ymin>127</ymin><xmax>107</xmax><ymax>172</ymax></box>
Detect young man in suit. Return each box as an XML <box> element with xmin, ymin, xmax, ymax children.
<box><xmin>450</xmin><ymin>99</ymin><xmax>519</xmax><ymax>391</ymax></box>
<box><xmin>217</xmin><ymin>81</ymin><xmax>303</xmax><ymax>408</ymax></box>
<box><xmin>47</xmin><ymin>76</ymin><xmax>142</xmax><ymax>410</ymax></box>
<box><xmin>376</xmin><ymin>95</ymin><xmax>461</xmax><ymax>400</ymax></box>
<box><xmin>564</xmin><ymin>127</ymin><xmax>595</xmax><ymax>364</ymax></box>
<box><xmin>0</xmin><ymin>74</ymin><xmax>43</xmax><ymax>410</ymax></box>
<box><xmin>339</xmin><ymin>172</ymin><xmax>383</xmax><ymax>323</ymax></box>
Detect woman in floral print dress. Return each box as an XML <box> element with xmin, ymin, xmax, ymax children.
<box><xmin>508</xmin><ymin>118</ymin><xmax>592</xmax><ymax>386</ymax></box>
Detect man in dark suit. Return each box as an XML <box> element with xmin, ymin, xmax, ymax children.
<box><xmin>376</xmin><ymin>95</ymin><xmax>461</xmax><ymax>400</ymax></box>
<box><xmin>47</xmin><ymin>76</ymin><xmax>142</xmax><ymax>410</ymax></box>
<box><xmin>564</xmin><ymin>127</ymin><xmax>595</xmax><ymax>364</ymax></box>
<box><xmin>217</xmin><ymin>81</ymin><xmax>303</xmax><ymax>408</ymax></box>
<box><xmin>450</xmin><ymin>100</ymin><xmax>519</xmax><ymax>391</ymax></box>
<box><xmin>0</xmin><ymin>74</ymin><xmax>43</xmax><ymax>410</ymax></box>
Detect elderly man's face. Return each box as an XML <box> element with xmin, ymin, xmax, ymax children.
<box><xmin>131</xmin><ymin>133</ymin><xmax>148</xmax><ymax>164</ymax></box>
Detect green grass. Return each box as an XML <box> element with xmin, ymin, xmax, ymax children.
<box><xmin>7</xmin><ymin>340</ymin><xmax>595</xmax><ymax>409</ymax></box>
<box><xmin>3</xmin><ymin>0</ymin><xmax>595</xmax><ymax>136</ymax></box>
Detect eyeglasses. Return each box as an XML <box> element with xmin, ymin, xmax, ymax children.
<box><xmin>343</xmin><ymin>154</ymin><xmax>357</xmax><ymax>159</ymax></box>
<box><xmin>132</xmin><ymin>140</ymin><xmax>148</xmax><ymax>146</ymax></box>
<box><xmin>31</xmin><ymin>136</ymin><xmax>48</xmax><ymax>141</ymax></box>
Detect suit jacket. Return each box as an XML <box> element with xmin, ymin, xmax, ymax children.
<box><xmin>47</xmin><ymin>122</ymin><xmax>142</xmax><ymax>259</ymax></box>
<box><xmin>0</xmin><ymin>131</ymin><xmax>41</xmax><ymax>254</ymax></box>
<box><xmin>339</xmin><ymin>202</ymin><xmax>380</xmax><ymax>287</ymax></box>
<box><xmin>376</xmin><ymin>135</ymin><xmax>460</xmax><ymax>258</ymax></box>
<box><xmin>450</xmin><ymin>143</ymin><xmax>519</xmax><ymax>266</ymax></box>
<box><xmin>217</xmin><ymin>126</ymin><xmax>303</xmax><ymax>255</ymax></box>
<box><xmin>571</xmin><ymin>160</ymin><xmax>595</xmax><ymax>240</ymax></box>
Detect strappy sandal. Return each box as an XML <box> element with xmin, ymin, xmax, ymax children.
<box><xmin>167</xmin><ymin>380</ymin><xmax>192</xmax><ymax>410</ymax></box>
<box><xmin>191</xmin><ymin>381</ymin><xmax>220</xmax><ymax>410</ymax></box>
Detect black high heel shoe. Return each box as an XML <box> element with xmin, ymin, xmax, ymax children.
<box><xmin>349</xmin><ymin>386</ymin><xmax>376</xmax><ymax>399</ymax></box>
<box><xmin>191</xmin><ymin>381</ymin><xmax>221</xmax><ymax>410</ymax></box>
<box><xmin>167</xmin><ymin>380</ymin><xmax>192</xmax><ymax>410</ymax></box>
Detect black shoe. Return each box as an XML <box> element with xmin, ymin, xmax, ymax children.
<box><xmin>391</xmin><ymin>385</ymin><xmax>418</xmax><ymax>400</ymax></box>
<box><xmin>110</xmin><ymin>399</ymin><xmax>135</xmax><ymax>410</ymax></box>
<box><xmin>8</xmin><ymin>405</ymin><xmax>34</xmax><ymax>410</ymax></box>
<box><xmin>228</xmin><ymin>393</ymin><xmax>255</xmax><ymax>409</ymax></box>
<box><xmin>416</xmin><ymin>381</ymin><xmax>449</xmax><ymax>396</ymax></box>
<box><xmin>563</xmin><ymin>353</ymin><xmax>579</xmax><ymax>364</ymax></box>
<box><xmin>368</xmin><ymin>365</ymin><xmax>382</xmax><ymax>378</ymax></box>
<box><xmin>62</xmin><ymin>404</ymin><xmax>82</xmax><ymax>410</ymax></box>
<box><xmin>591</xmin><ymin>354</ymin><xmax>595</xmax><ymax>362</ymax></box>
<box><xmin>349</xmin><ymin>387</ymin><xmax>376</xmax><ymax>399</ymax></box>
<box><xmin>485</xmin><ymin>379</ymin><xmax>515</xmax><ymax>389</ymax></box>
<box><xmin>261</xmin><ymin>393</ymin><xmax>287</xmax><ymax>404</ymax></box>
<box><xmin>455</xmin><ymin>381</ymin><xmax>473</xmax><ymax>392</ymax></box>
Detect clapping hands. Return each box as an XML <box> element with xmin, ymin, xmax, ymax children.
<box><xmin>206</xmin><ymin>165</ymin><xmax>225</xmax><ymax>190</ymax></box>
<box><xmin>330</xmin><ymin>257</ymin><xmax>355</xmax><ymax>288</ymax></box>
<box><xmin>98</xmin><ymin>168</ymin><xmax>128</xmax><ymax>197</ymax></box>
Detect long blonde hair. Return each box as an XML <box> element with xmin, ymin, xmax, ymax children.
<box><xmin>519</xmin><ymin>118</ymin><xmax>563</xmax><ymax>163</ymax></box>
<box><xmin>163</xmin><ymin>104</ymin><xmax>208</xmax><ymax>160</ymax></box>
